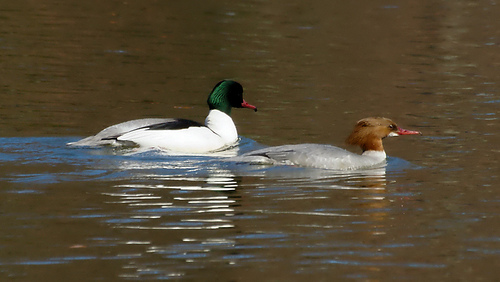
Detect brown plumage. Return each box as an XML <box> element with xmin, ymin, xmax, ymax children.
<box><xmin>346</xmin><ymin>117</ymin><xmax>405</xmax><ymax>152</ymax></box>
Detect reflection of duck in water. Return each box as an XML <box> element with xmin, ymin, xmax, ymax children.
<box><xmin>103</xmin><ymin>167</ymin><xmax>240</xmax><ymax>230</ymax></box>
<box><xmin>69</xmin><ymin>80</ymin><xmax>257</xmax><ymax>154</ymax></box>
<box><xmin>233</xmin><ymin>117</ymin><xmax>421</xmax><ymax>170</ymax></box>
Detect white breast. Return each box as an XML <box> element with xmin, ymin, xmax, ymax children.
<box><xmin>204</xmin><ymin>110</ymin><xmax>238</xmax><ymax>143</ymax></box>
<box><xmin>117</xmin><ymin>110</ymin><xmax>238</xmax><ymax>153</ymax></box>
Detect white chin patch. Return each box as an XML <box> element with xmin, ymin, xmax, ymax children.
<box><xmin>388</xmin><ymin>132</ymin><xmax>399</xmax><ymax>137</ymax></box>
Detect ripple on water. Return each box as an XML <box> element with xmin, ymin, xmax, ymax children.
<box><xmin>0</xmin><ymin>137</ymin><xmax>440</xmax><ymax>280</ymax></box>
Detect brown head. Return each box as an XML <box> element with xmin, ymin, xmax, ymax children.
<box><xmin>346</xmin><ymin>117</ymin><xmax>421</xmax><ymax>152</ymax></box>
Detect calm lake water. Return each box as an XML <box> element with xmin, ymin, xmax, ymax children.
<box><xmin>1</xmin><ymin>0</ymin><xmax>499</xmax><ymax>280</ymax></box>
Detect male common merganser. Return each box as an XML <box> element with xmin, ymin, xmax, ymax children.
<box><xmin>234</xmin><ymin>117</ymin><xmax>421</xmax><ymax>170</ymax></box>
<box><xmin>68</xmin><ymin>80</ymin><xmax>257</xmax><ymax>153</ymax></box>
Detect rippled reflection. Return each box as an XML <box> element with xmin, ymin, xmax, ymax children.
<box><xmin>90</xmin><ymin>142</ymin><xmax>402</xmax><ymax>279</ymax></box>
<box><xmin>0</xmin><ymin>137</ymin><xmax>439</xmax><ymax>280</ymax></box>
<box><xmin>104</xmin><ymin>169</ymin><xmax>239</xmax><ymax>231</ymax></box>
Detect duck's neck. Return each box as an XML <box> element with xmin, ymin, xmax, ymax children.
<box><xmin>360</xmin><ymin>138</ymin><xmax>384</xmax><ymax>152</ymax></box>
<box><xmin>361</xmin><ymin>150</ymin><xmax>387</xmax><ymax>163</ymax></box>
<box><xmin>205</xmin><ymin>109</ymin><xmax>238</xmax><ymax>143</ymax></box>
<box><xmin>347</xmin><ymin>130</ymin><xmax>385</xmax><ymax>153</ymax></box>
<box><xmin>360</xmin><ymin>138</ymin><xmax>386</xmax><ymax>163</ymax></box>
<box><xmin>208</xmin><ymin>89</ymin><xmax>232</xmax><ymax>115</ymax></box>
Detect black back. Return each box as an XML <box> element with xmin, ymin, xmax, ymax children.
<box><xmin>143</xmin><ymin>119</ymin><xmax>204</xmax><ymax>130</ymax></box>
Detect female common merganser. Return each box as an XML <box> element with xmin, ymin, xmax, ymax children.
<box><xmin>68</xmin><ymin>80</ymin><xmax>257</xmax><ymax>153</ymax></box>
<box><xmin>234</xmin><ymin>117</ymin><xmax>421</xmax><ymax>170</ymax></box>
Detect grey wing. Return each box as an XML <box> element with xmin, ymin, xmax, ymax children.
<box><xmin>68</xmin><ymin>118</ymin><xmax>178</xmax><ymax>146</ymax></box>
<box><xmin>241</xmin><ymin>144</ymin><xmax>308</xmax><ymax>165</ymax></box>
<box><xmin>232</xmin><ymin>144</ymin><xmax>361</xmax><ymax>169</ymax></box>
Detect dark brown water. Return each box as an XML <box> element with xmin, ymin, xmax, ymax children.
<box><xmin>1</xmin><ymin>0</ymin><xmax>499</xmax><ymax>280</ymax></box>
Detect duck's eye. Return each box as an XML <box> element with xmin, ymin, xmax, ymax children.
<box><xmin>388</xmin><ymin>124</ymin><xmax>395</xmax><ymax>129</ymax></box>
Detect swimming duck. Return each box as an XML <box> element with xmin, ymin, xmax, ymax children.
<box><xmin>69</xmin><ymin>80</ymin><xmax>257</xmax><ymax>153</ymax></box>
<box><xmin>233</xmin><ymin>117</ymin><xmax>421</xmax><ymax>170</ymax></box>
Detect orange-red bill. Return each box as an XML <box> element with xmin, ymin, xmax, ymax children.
<box><xmin>241</xmin><ymin>99</ymin><xmax>257</xmax><ymax>112</ymax></box>
<box><xmin>397</xmin><ymin>127</ymin><xmax>422</xmax><ymax>135</ymax></box>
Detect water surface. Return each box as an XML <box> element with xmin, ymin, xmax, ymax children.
<box><xmin>1</xmin><ymin>0</ymin><xmax>499</xmax><ymax>280</ymax></box>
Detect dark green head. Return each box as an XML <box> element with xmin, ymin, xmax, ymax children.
<box><xmin>207</xmin><ymin>80</ymin><xmax>257</xmax><ymax>115</ymax></box>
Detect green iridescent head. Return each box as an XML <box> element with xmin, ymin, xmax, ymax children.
<box><xmin>207</xmin><ymin>80</ymin><xmax>257</xmax><ymax>115</ymax></box>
